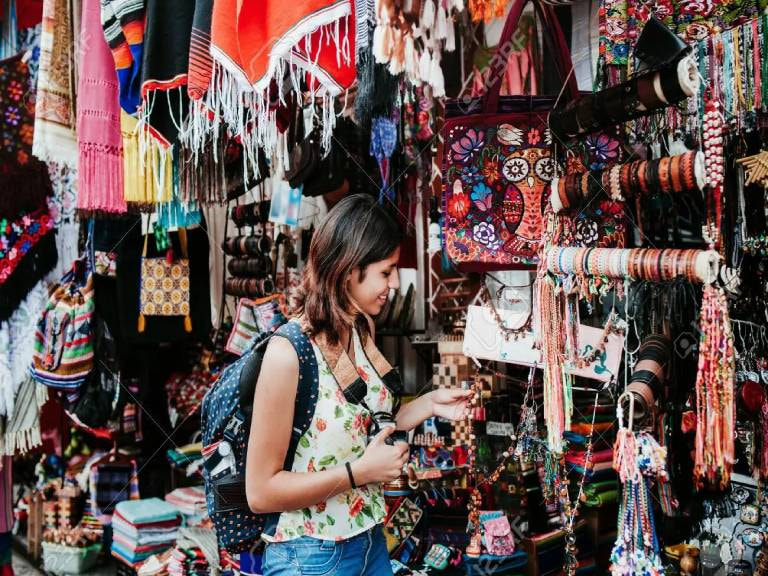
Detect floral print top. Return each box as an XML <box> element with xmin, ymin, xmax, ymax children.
<box><xmin>264</xmin><ymin>328</ymin><xmax>394</xmax><ymax>542</ymax></box>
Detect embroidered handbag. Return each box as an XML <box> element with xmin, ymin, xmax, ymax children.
<box><xmin>138</xmin><ymin>228</ymin><xmax>192</xmax><ymax>333</ymax></box>
<box><xmin>31</xmin><ymin>260</ymin><xmax>95</xmax><ymax>390</ymax></box>
<box><xmin>441</xmin><ymin>0</ymin><xmax>578</xmax><ymax>270</ymax></box>
<box><xmin>383</xmin><ymin>497</ymin><xmax>423</xmax><ymax>553</ymax></box>
<box><xmin>225</xmin><ymin>295</ymin><xmax>287</xmax><ymax>356</ymax></box>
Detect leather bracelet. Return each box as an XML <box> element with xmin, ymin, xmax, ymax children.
<box><xmin>345</xmin><ymin>462</ymin><xmax>357</xmax><ymax>489</ymax></box>
<box><xmin>669</xmin><ymin>155</ymin><xmax>683</xmax><ymax>193</ymax></box>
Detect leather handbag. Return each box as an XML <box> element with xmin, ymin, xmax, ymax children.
<box><xmin>441</xmin><ymin>0</ymin><xmax>578</xmax><ymax>270</ymax></box>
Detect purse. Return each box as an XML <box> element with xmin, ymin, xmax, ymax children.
<box><xmin>482</xmin><ymin>514</ymin><xmax>516</xmax><ymax>556</ymax></box>
<box><xmin>31</xmin><ymin>260</ymin><xmax>95</xmax><ymax>390</ymax></box>
<box><xmin>383</xmin><ymin>497</ymin><xmax>423</xmax><ymax>553</ymax></box>
<box><xmin>138</xmin><ymin>228</ymin><xmax>192</xmax><ymax>333</ymax></box>
<box><xmin>441</xmin><ymin>0</ymin><xmax>578</xmax><ymax>271</ymax></box>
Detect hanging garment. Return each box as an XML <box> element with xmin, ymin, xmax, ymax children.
<box><xmin>100</xmin><ymin>0</ymin><xmax>145</xmax><ymax>114</ymax></box>
<box><xmin>209</xmin><ymin>0</ymin><xmax>355</xmax><ymax>174</ymax></box>
<box><xmin>33</xmin><ymin>0</ymin><xmax>77</xmax><ymax>166</ymax></box>
<box><xmin>188</xmin><ymin>0</ymin><xmax>212</xmax><ymax>100</ymax></box>
<box><xmin>15</xmin><ymin>0</ymin><xmax>45</xmax><ymax>28</ymax></box>
<box><xmin>139</xmin><ymin>0</ymin><xmax>195</xmax><ymax>146</ymax></box>
<box><xmin>46</xmin><ymin>163</ymin><xmax>79</xmax><ymax>280</ymax></box>
<box><xmin>76</xmin><ymin>0</ymin><xmax>126</xmax><ymax>212</ymax></box>
<box><xmin>122</xmin><ymin>110</ymin><xmax>172</xmax><ymax>205</ymax></box>
<box><xmin>2</xmin><ymin>375</ymin><xmax>48</xmax><ymax>455</ymax></box>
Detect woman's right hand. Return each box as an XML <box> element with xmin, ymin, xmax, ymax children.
<box><xmin>352</xmin><ymin>427</ymin><xmax>410</xmax><ymax>485</ymax></box>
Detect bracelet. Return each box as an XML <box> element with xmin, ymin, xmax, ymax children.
<box><xmin>345</xmin><ymin>462</ymin><xmax>357</xmax><ymax>489</ymax></box>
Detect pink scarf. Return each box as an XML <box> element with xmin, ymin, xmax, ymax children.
<box><xmin>76</xmin><ymin>0</ymin><xmax>126</xmax><ymax>213</ymax></box>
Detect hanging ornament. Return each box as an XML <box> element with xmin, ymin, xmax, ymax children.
<box><xmin>702</xmin><ymin>95</ymin><xmax>725</xmax><ymax>249</ymax></box>
<box><xmin>737</xmin><ymin>150</ymin><xmax>768</xmax><ymax>188</ymax></box>
<box><xmin>610</xmin><ymin>396</ymin><xmax>667</xmax><ymax>576</ymax></box>
<box><xmin>693</xmin><ymin>283</ymin><xmax>735</xmax><ymax>490</ymax></box>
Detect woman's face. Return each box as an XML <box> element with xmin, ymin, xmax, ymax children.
<box><xmin>348</xmin><ymin>248</ymin><xmax>401</xmax><ymax>317</ymax></box>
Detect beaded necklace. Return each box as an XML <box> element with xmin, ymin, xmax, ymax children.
<box><xmin>693</xmin><ymin>283</ymin><xmax>735</xmax><ymax>489</ymax></box>
<box><xmin>610</xmin><ymin>397</ymin><xmax>667</xmax><ymax>576</ymax></box>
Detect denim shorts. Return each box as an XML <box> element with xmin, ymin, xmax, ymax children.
<box><xmin>262</xmin><ymin>525</ymin><xmax>393</xmax><ymax>576</ymax></box>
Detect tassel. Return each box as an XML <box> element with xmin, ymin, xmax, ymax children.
<box><xmin>184</xmin><ymin>315</ymin><xmax>193</xmax><ymax>333</ymax></box>
<box><xmin>452</xmin><ymin>0</ymin><xmax>465</xmax><ymax>10</ymax></box>
<box><xmin>435</xmin><ymin>3</ymin><xmax>448</xmax><ymax>40</ymax></box>
<box><xmin>389</xmin><ymin>28</ymin><xmax>405</xmax><ymax>75</ymax></box>
<box><xmin>422</xmin><ymin>0</ymin><xmax>435</xmax><ymax>29</ymax></box>
<box><xmin>429</xmin><ymin>52</ymin><xmax>445</xmax><ymax>97</ymax></box>
<box><xmin>445</xmin><ymin>13</ymin><xmax>456</xmax><ymax>52</ymax></box>
<box><xmin>418</xmin><ymin>49</ymin><xmax>432</xmax><ymax>83</ymax></box>
<box><xmin>138</xmin><ymin>314</ymin><xmax>146</xmax><ymax>333</ymax></box>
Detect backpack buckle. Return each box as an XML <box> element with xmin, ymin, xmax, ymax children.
<box><xmin>224</xmin><ymin>413</ymin><xmax>244</xmax><ymax>442</ymax></box>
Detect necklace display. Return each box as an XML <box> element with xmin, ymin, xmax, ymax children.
<box><xmin>610</xmin><ymin>396</ymin><xmax>668</xmax><ymax>576</ymax></box>
<box><xmin>693</xmin><ymin>284</ymin><xmax>735</xmax><ymax>489</ymax></box>
<box><xmin>482</xmin><ymin>282</ymin><xmax>533</xmax><ymax>340</ymax></box>
<box><xmin>702</xmin><ymin>95</ymin><xmax>725</xmax><ymax>250</ymax></box>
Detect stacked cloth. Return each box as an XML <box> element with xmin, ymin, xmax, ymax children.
<box><xmin>111</xmin><ymin>498</ymin><xmax>181</xmax><ymax>567</ymax></box>
<box><xmin>164</xmin><ymin>487</ymin><xmax>206</xmax><ymax>525</ymax></box>
<box><xmin>168</xmin><ymin>545</ymin><xmax>210</xmax><ymax>576</ymax></box>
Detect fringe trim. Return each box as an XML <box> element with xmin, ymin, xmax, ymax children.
<box><xmin>4</xmin><ymin>426</ymin><xmax>42</xmax><ymax>456</ymax></box>
<box><xmin>77</xmin><ymin>144</ymin><xmax>127</xmax><ymax>213</ymax></box>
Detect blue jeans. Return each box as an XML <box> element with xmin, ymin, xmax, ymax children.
<box><xmin>262</xmin><ymin>526</ymin><xmax>393</xmax><ymax>576</ymax></box>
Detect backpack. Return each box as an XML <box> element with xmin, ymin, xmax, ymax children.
<box><xmin>200</xmin><ymin>321</ymin><xmax>318</xmax><ymax>554</ymax></box>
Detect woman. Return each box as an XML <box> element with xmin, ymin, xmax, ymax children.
<box><xmin>246</xmin><ymin>194</ymin><xmax>472</xmax><ymax>575</ymax></box>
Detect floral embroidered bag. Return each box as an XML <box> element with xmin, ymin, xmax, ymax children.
<box><xmin>442</xmin><ymin>0</ymin><xmax>578</xmax><ymax>270</ymax></box>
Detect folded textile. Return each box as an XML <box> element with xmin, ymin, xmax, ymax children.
<box><xmin>113</xmin><ymin>526</ymin><xmax>179</xmax><ymax>546</ymax></box>
<box><xmin>582</xmin><ymin>489</ymin><xmax>618</xmax><ymax>507</ymax></box>
<box><xmin>570</xmin><ymin>421</ymin><xmax>614</xmax><ymax>435</ymax></box>
<box><xmin>101</xmin><ymin>0</ymin><xmax>145</xmax><ymax>114</ymax></box>
<box><xmin>113</xmin><ymin>513</ymin><xmax>181</xmax><ymax>533</ymax></box>
<box><xmin>565</xmin><ymin>448</ymin><xmax>614</xmax><ymax>465</ymax></box>
<box><xmin>113</xmin><ymin>532</ymin><xmax>177</xmax><ymax>553</ymax></box>
<box><xmin>112</xmin><ymin>541</ymin><xmax>172</xmax><ymax>566</ymax></box>
<box><xmin>164</xmin><ymin>487</ymin><xmax>206</xmax><ymax>516</ymax></box>
<box><xmin>114</xmin><ymin>498</ymin><xmax>182</xmax><ymax>525</ymax></box>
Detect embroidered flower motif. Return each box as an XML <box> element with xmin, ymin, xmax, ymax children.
<box><xmin>471</xmin><ymin>182</ymin><xmax>493</xmax><ymax>212</ymax></box>
<box><xmin>316</xmin><ymin>418</ymin><xmax>327</xmax><ymax>432</ymax></box>
<box><xmin>679</xmin><ymin>0</ymin><xmax>713</xmax><ymax>16</ymax></box>
<box><xmin>684</xmin><ymin>22</ymin><xmax>712</xmax><ymax>41</ymax></box>
<box><xmin>527</xmin><ymin>127</ymin><xmax>541</xmax><ymax>146</ymax></box>
<box><xmin>349</xmin><ymin>496</ymin><xmax>365</xmax><ymax>517</ymax></box>
<box><xmin>451</xmin><ymin>128</ymin><xmax>485</xmax><ymax>162</ymax></box>
<box><xmin>303</xmin><ymin>520</ymin><xmax>315</xmax><ymax>535</ymax></box>
<box><xmin>481</xmin><ymin>158</ymin><xmax>500</xmax><ymax>183</ymax></box>
<box><xmin>352</xmin><ymin>412</ymin><xmax>366</xmax><ymax>432</ymax></box>
<box><xmin>316</xmin><ymin>501</ymin><xmax>327</xmax><ymax>513</ymax></box>
<box><xmin>472</xmin><ymin>222</ymin><xmax>501</xmax><ymax>250</ymax></box>
<box><xmin>460</xmin><ymin>164</ymin><xmax>481</xmax><ymax>184</ymax></box>
<box><xmin>447</xmin><ymin>190</ymin><xmax>471</xmax><ymax>220</ymax></box>
<box><xmin>584</xmin><ymin>133</ymin><xmax>621</xmax><ymax>169</ymax></box>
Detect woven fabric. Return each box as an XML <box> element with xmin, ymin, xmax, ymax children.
<box><xmin>77</xmin><ymin>0</ymin><xmax>126</xmax><ymax>213</ymax></box>
<box><xmin>0</xmin><ymin>52</ymin><xmax>35</xmax><ymax>164</ymax></box>
<box><xmin>188</xmin><ymin>0</ymin><xmax>213</xmax><ymax>100</ymax></box>
<box><xmin>33</xmin><ymin>0</ymin><xmax>77</xmax><ymax>166</ymax></box>
<box><xmin>139</xmin><ymin>257</ymin><xmax>191</xmax><ymax>317</ymax></box>
<box><xmin>101</xmin><ymin>0</ymin><xmax>145</xmax><ymax>114</ymax></box>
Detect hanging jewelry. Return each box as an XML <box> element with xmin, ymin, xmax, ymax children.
<box><xmin>694</xmin><ymin>284</ymin><xmax>735</xmax><ymax>489</ymax></box>
<box><xmin>610</xmin><ymin>394</ymin><xmax>667</xmax><ymax>576</ymax></box>
<box><xmin>515</xmin><ymin>367</ymin><xmax>541</xmax><ymax>461</ymax></box>
<box><xmin>702</xmin><ymin>95</ymin><xmax>725</xmax><ymax>250</ymax></box>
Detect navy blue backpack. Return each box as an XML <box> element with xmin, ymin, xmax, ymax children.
<box><xmin>200</xmin><ymin>321</ymin><xmax>318</xmax><ymax>553</ymax></box>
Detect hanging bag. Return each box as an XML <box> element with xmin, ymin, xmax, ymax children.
<box><xmin>441</xmin><ymin>0</ymin><xmax>578</xmax><ymax>270</ymax></box>
<box><xmin>137</xmin><ymin>227</ymin><xmax>192</xmax><ymax>333</ymax></box>
<box><xmin>31</xmin><ymin>260</ymin><xmax>95</xmax><ymax>390</ymax></box>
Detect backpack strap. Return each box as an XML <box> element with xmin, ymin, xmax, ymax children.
<box><xmin>273</xmin><ymin>321</ymin><xmax>318</xmax><ymax>470</ymax></box>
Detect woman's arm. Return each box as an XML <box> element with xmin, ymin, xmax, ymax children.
<box><xmin>395</xmin><ymin>388</ymin><xmax>474</xmax><ymax>432</ymax></box>
<box><xmin>245</xmin><ymin>337</ymin><xmax>408</xmax><ymax>514</ymax></box>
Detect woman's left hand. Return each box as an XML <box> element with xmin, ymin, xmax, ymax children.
<box><xmin>430</xmin><ymin>388</ymin><xmax>474</xmax><ymax>421</ymax></box>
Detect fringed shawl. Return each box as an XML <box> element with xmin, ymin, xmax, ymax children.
<box><xmin>208</xmin><ymin>0</ymin><xmax>356</xmax><ymax>177</ymax></box>
<box><xmin>76</xmin><ymin>0</ymin><xmax>126</xmax><ymax>213</ymax></box>
<box><xmin>101</xmin><ymin>0</ymin><xmax>146</xmax><ymax>114</ymax></box>
<box><xmin>32</xmin><ymin>0</ymin><xmax>78</xmax><ymax>166</ymax></box>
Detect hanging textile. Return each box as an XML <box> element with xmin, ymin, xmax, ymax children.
<box><xmin>139</xmin><ymin>0</ymin><xmax>194</xmax><ymax>146</ymax></box>
<box><xmin>187</xmin><ymin>0</ymin><xmax>212</xmax><ymax>100</ymax></box>
<box><xmin>32</xmin><ymin>0</ymin><xmax>77</xmax><ymax>166</ymax></box>
<box><xmin>209</xmin><ymin>0</ymin><xmax>355</xmax><ymax>174</ymax></box>
<box><xmin>15</xmin><ymin>0</ymin><xmax>44</xmax><ymax>29</ymax></box>
<box><xmin>46</xmin><ymin>162</ymin><xmax>79</xmax><ymax>280</ymax></box>
<box><xmin>122</xmin><ymin>110</ymin><xmax>172</xmax><ymax>205</ymax></box>
<box><xmin>76</xmin><ymin>0</ymin><xmax>126</xmax><ymax>212</ymax></box>
<box><xmin>100</xmin><ymin>0</ymin><xmax>146</xmax><ymax>114</ymax></box>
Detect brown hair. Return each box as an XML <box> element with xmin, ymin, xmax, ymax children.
<box><xmin>295</xmin><ymin>194</ymin><xmax>403</xmax><ymax>345</ymax></box>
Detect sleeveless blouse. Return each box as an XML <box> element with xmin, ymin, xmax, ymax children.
<box><xmin>264</xmin><ymin>328</ymin><xmax>395</xmax><ymax>542</ymax></box>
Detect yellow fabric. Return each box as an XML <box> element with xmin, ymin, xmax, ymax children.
<box><xmin>122</xmin><ymin>111</ymin><xmax>172</xmax><ymax>204</ymax></box>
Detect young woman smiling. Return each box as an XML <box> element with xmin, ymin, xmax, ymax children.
<box><xmin>246</xmin><ymin>194</ymin><xmax>472</xmax><ymax>576</ymax></box>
